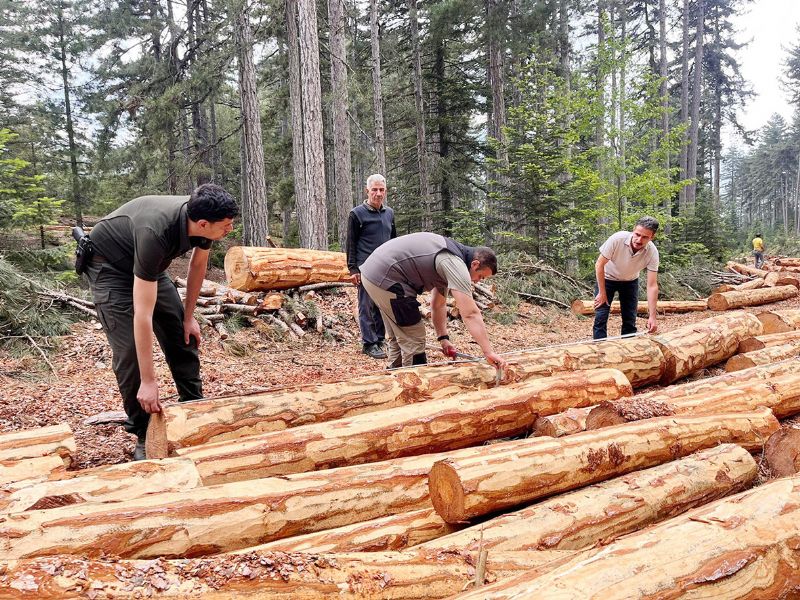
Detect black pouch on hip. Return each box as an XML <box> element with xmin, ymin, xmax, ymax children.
<box><xmin>72</xmin><ymin>226</ymin><xmax>94</xmax><ymax>275</ymax></box>
<box><xmin>390</xmin><ymin>296</ymin><xmax>422</xmax><ymax>327</ymax></box>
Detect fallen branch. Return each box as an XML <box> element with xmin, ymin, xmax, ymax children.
<box><xmin>515</xmin><ymin>291</ymin><xmax>570</xmax><ymax>310</ymax></box>
<box><xmin>297</xmin><ymin>282</ymin><xmax>354</xmax><ymax>293</ymax></box>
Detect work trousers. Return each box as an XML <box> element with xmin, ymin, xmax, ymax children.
<box><xmin>593</xmin><ymin>278</ymin><xmax>640</xmax><ymax>340</ymax></box>
<box><xmin>361</xmin><ymin>277</ymin><xmax>426</xmax><ymax>367</ymax></box>
<box><xmin>357</xmin><ymin>281</ymin><xmax>385</xmax><ymax>346</ymax></box>
<box><xmin>754</xmin><ymin>251</ymin><xmax>764</xmax><ymax>269</ymax></box>
<box><xmin>85</xmin><ymin>260</ymin><xmax>203</xmax><ymax>438</ymax></box>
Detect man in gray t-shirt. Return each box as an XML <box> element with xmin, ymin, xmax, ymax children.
<box><xmin>593</xmin><ymin>216</ymin><xmax>660</xmax><ymax>339</ymax></box>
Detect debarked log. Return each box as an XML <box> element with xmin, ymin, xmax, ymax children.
<box><xmin>533</xmin><ymin>407</ymin><xmax>592</xmax><ymax>437</ymax></box>
<box><xmin>0</xmin><ymin>424</ymin><xmax>75</xmax><ymax>467</ymax></box>
<box><xmin>147</xmin><ymin>338</ymin><xmax>658</xmax><ymax>457</ymax></box>
<box><xmin>428</xmin><ymin>408</ymin><xmax>779</xmax><ymax>524</ymax></box>
<box><xmin>0</xmin><ymin>550</ymin><xmax>571</xmax><ymax>600</ymax></box>
<box><xmin>569</xmin><ymin>299</ymin><xmax>707</xmax><ymax>316</ymax></box>
<box><xmin>764</xmin><ymin>271</ymin><xmax>800</xmax><ymax>288</ymax></box>
<box><xmin>450</xmin><ymin>474</ymin><xmax>800</xmax><ymax>600</ymax></box>
<box><xmin>707</xmin><ymin>285</ymin><xmax>798</xmax><ymax>311</ymax></box>
<box><xmin>224</xmin><ymin>246</ymin><xmax>350</xmax><ymax>292</ymax></box>
<box><xmin>738</xmin><ymin>330</ymin><xmax>800</xmax><ymax>353</ymax></box>
<box><xmin>725</xmin><ymin>261</ymin><xmax>768</xmax><ymax>278</ymax></box>
<box><xmin>758</xmin><ymin>308</ymin><xmax>800</xmax><ymax>334</ymax></box>
<box><xmin>725</xmin><ymin>341</ymin><xmax>800</xmax><ymax>372</ymax></box>
<box><xmin>765</xmin><ymin>426</ymin><xmax>800</xmax><ymax>478</ymax></box>
<box><xmin>0</xmin><ymin>456</ymin><xmax>65</xmax><ymax>486</ymax></box>
<box><xmin>418</xmin><ymin>444</ymin><xmax>756</xmax><ymax>552</ymax></box>
<box><xmin>652</xmin><ymin>311</ymin><xmax>762</xmax><ymax>383</ymax></box>
<box><xmin>0</xmin><ymin>458</ymin><xmax>201</xmax><ymax>514</ymax></box>
<box><xmin>177</xmin><ymin>369</ymin><xmax>632</xmax><ymax>485</ymax></box>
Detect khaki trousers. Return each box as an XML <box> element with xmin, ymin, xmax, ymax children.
<box><xmin>361</xmin><ymin>277</ymin><xmax>426</xmax><ymax>367</ymax></box>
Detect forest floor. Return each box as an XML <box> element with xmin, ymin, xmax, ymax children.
<box><xmin>2</xmin><ymin>257</ymin><xmax>799</xmax><ymax>469</ymax></box>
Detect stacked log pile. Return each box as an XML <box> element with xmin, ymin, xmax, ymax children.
<box><xmin>9</xmin><ymin>310</ymin><xmax>800</xmax><ymax>597</ymax></box>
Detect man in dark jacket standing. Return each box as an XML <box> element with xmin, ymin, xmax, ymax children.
<box><xmin>84</xmin><ymin>184</ymin><xmax>239</xmax><ymax>460</ymax></box>
<box><xmin>346</xmin><ymin>174</ymin><xmax>396</xmax><ymax>359</ymax></box>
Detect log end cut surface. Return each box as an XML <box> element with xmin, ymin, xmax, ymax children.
<box><xmin>765</xmin><ymin>428</ymin><xmax>800</xmax><ymax>478</ymax></box>
<box><xmin>145</xmin><ymin>412</ymin><xmax>169</xmax><ymax>459</ymax></box>
<box><xmin>223</xmin><ymin>246</ymin><xmax>251</xmax><ymax>291</ymax></box>
<box><xmin>724</xmin><ymin>355</ymin><xmax>755</xmax><ymax>372</ymax></box>
<box><xmin>429</xmin><ymin>460</ymin><xmax>466</xmax><ymax>524</ymax></box>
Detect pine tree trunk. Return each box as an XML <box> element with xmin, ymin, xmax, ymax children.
<box><xmin>765</xmin><ymin>427</ymin><xmax>800</xmax><ymax>478</ymax></box>
<box><xmin>328</xmin><ymin>0</ymin><xmax>353</xmax><ymax>249</ymax></box>
<box><xmin>685</xmin><ymin>0</ymin><xmax>705</xmax><ymax>213</ymax></box>
<box><xmin>428</xmin><ymin>409</ymin><xmax>778</xmax><ymax>523</ymax></box>
<box><xmin>420</xmin><ymin>444</ymin><xmax>756</xmax><ymax>552</ymax></box>
<box><xmin>370</xmin><ymin>0</ymin><xmax>387</xmax><ymax>175</ymax></box>
<box><xmin>408</xmin><ymin>0</ymin><xmax>431</xmax><ymax>230</ymax></box>
<box><xmin>659</xmin><ymin>0</ymin><xmax>670</xmax><ymax>225</ymax></box>
<box><xmin>235</xmin><ymin>1</ymin><xmax>269</xmax><ymax>245</ymax></box>
<box><xmin>286</xmin><ymin>1</ymin><xmax>307</xmax><ymax>242</ymax></box>
<box><xmin>678</xmin><ymin>0</ymin><xmax>690</xmax><ymax>215</ymax></box>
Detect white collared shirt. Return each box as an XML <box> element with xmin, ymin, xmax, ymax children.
<box><xmin>599</xmin><ymin>231</ymin><xmax>659</xmax><ymax>281</ymax></box>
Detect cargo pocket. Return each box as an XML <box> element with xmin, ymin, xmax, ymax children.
<box><xmin>390</xmin><ymin>296</ymin><xmax>422</xmax><ymax>327</ymax></box>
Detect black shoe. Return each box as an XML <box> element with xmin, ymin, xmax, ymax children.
<box><xmin>363</xmin><ymin>343</ymin><xmax>387</xmax><ymax>360</ymax></box>
<box><xmin>133</xmin><ymin>435</ymin><xmax>146</xmax><ymax>461</ymax></box>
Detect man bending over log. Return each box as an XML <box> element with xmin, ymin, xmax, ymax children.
<box><xmin>593</xmin><ymin>216</ymin><xmax>660</xmax><ymax>339</ymax></box>
<box><xmin>360</xmin><ymin>231</ymin><xmax>508</xmax><ymax>370</ymax></box>
<box><xmin>80</xmin><ymin>184</ymin><xmax>239</xmax><ymax>460</ymax></box>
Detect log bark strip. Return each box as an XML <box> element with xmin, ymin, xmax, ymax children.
<box><xmin>428</xmin><ymin>409</ymin><xmax>779</xmax><ymax>523</ymax></box>
<box><xmin>177</xmin><ymin>370</ymin><xmax>632</xmax><ymax>485</ymax></box>
<box><xmin>725</xmin><ymin>341</ymin><xmax>800</xmax><ymax>372</ymax></box>
<box><xmin>419</xmin><ymin>444</ymin><xmax>756</xmax><ymax>552</ymax></box>
<box><xmin>0</xmin><ymin>424</ymin><xmax>75</xmax><ymax>467</ymax></box>
<box><xmin>0</xmin><ymin>550</ymin><xmax>570</xmax><ymax>600</ymax></box>
<box><xmin>147</xmin><ymin>337</ymin><xmax>659</xmax><ymax>457</ymax></box>
<box><xmin>758</xmin><ymin>308</ymin><xmax>800</xmax><ymax>334</ymax></box>
<box><xmin>451</xmin><ymin>474</ymin><xmax>800</xmax><ymax>600</ymax></box>
<box><xmin>241</xmin><ymin>508</ymin><xmax>458</xmax><ymax>553</ymax></box>
<box><xmin>738</xmin><ymin>330</ymin><xmax>800</xmax><ymax>353</ymax></box>
<box><xmin>0</xmin><ymin>458</ymin><xmax>201</xmax><ymax>514</ymax></box>
<box><xmin>224</xmin><ymin>246</ymin><xmax>350</xmax><ymax>291</ymax></box>
<box><xmin>570</xmin><ymin>299</ymin><xmax>707</xmax><ymax>316</ymax></box>
<box><xmin>652</xmin><ymin>311</ymin><xmax>762</xmax><ymax>383</ymax></box>
<box><xmin>765</xmin><ymin>427</ymin><xmax>800</xmax><ymax>478</ymax></box>
<box><xmin>707</xmin><ymin>285</ymin><xmax>798</xmax><ymax>311</ymax></box>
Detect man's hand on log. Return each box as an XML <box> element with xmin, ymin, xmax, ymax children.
<box><xmin>184</xmin><ymin>316</ymin><xmax>202</xmax><ymax>348</ymax></box>
<box><xmin>137</xmin><ymin>381</ymin><xmax>162</xmax><ymax>414</ymax></box>
<box><xmin>593</xmin><ymin>292</ymin><xmax>608</xmax><ymax>309</ymax></box>
<box><xmin>485</xmin><ymin>351</ymin><xmax>508</xmax><ymax>372</ymax></box>
<box><xmin>647</xmin><ymin>315</ymin><xmax>658</xmax><ymax>334</ymax></box>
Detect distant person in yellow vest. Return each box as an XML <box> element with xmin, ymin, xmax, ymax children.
<box><xmin>752</xmin><ymin>234</ymin><xmax>765</xmax><ymax>269</ymax></box>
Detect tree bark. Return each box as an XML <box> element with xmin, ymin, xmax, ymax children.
<box><xmin>678</xmin><ymin>0</ymin><xmax>690</xmax><ymax>215</ymax></box>
<box><xmin>570</xmin><ymin>299</ymin><xmax>707</xmax><ymax>315</ymax></box>
<box><xmin>0</xmin><ymin>424</ymin><xmax>74</xmax><ymax>467</ymax></box>
<box><xmin>659</xmin><ymin>0</ymin><xmax>670</xmax><ymax>220</ymax></box>
<box><xmin>224</xmin><ymin>246</ymin><xmax>350</xmax><ymax>291</ymax></box>
<box><xmin>0</xmin><ymin>550</ymin><xmax>563</xmax><ymax>600</ymax></box>
<box><xmin>454</xmin><ymin>474</ymin><xmax>800</xmax><ymax>599</ymax></box>
<box><xmin>726</xmin><ymin>261</ymin><xmax>768</xmax><ymax>278</ymax></box>
<box><xmin>246</xmin><ymin>508</ymin><xmax>458</xmax><ymax>553</ymax></box>
<box><xmin>328</xmin><ymin>0</ymin><xmax>353</xmax><ymax>250</ymax></box>
<box><xmin>234</xmin><ymin>1</ymin><xmax>269</xmax><ymax>245</ymax></box>
<box><xmin>758</xmin><ymin>309</ymin><xmax>800</xmax><ymax>334</ymax></box>
<box><xmin>651</xmin><ymin>311</ymin><xmax>763</xmax><ymax>383</ymax></box>
<box><xmin>420</xmin><ymin>444</ymin><xmax>756</xmax><ymax>552</ymax></box>
<box><xmin>765</xmin><ymin>427</ymin><xmax>800</xmax><ymax>478</ymax></box>
<box><xmin>370</xmin><ymin>0</ymin><xmax>386</xmax><ymax>175</ymax></box>
<box><xmin>428</xmin><ymin>409</ymin><xmax>778</xmax><ymax>523</ymax></box>
<box><xmin>408</xmin><ymin>0</ymin><xmax>431</xmax><ymax>230</ymax></box>
<box><xmin>738</xmin><ymin>330</ymin><xmax>800</xmax><ymax>353</ymax></box>
<box><xmin>707</xmin><ymin>285</ymin><xmax>798</xmax><ymax>311</ymax></box>
<box><xmin>146</xmin><ymin>339</ymin><xmax>658</xmax><ymax>458</ymax></box>
<box><xmin>0</xmin><ymin>458</ymin><xmax>200</xmax><ymax>514</ymax></box>
<box><xmin>725</xmin><ymin>342</ymin><xmax>800</xmax><ymax>372</ymax></box>
<box><xmin>685</xmin><ymin>0</ymin><xmax>704</xmax><ymax>213</ymax></box>
<box><xmin>177</xmin><ymin>370</ymin><xmax>632</xmax><ymax>485</ymax></box>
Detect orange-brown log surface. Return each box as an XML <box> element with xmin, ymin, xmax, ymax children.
<box><xmin>725</xmin><ymin>341</ymin><xmax>800</xmax><ymax>372</ymax></box>
<box><xmin>765</xmin><ymin>271</ymin><xmax>800</xmax><ymax>288</ymax></box>
<box><xmin>533</xmin><ymin>407</ymin><xmax>592</xmax><ymax>437</ymax></box>
<box><xmin>177</xmin><ymin>369</ymin><xmax>632</xmax><ymax>485</ymax></box>
<box><xmin>758</xmin><ymin>308</ymin><xmax>800</xmax><ymax>334</ymax></box>
<box><xmin>775</xmin><ymin>258</ymin><xmax>800</xmax><ymax>266</ymax></box>
<box><xmin>147</xmin><ymin>337</ymin><xmax>660</xmax><ymax>457</ymax></box>
<box><xmin>738</xmin><ymin>330</ymin><xmax>800</xmax><ymax>353</ymax></box>
<box><xmin>224</xmin><ymin>246</ymin><xmax>350</xmax><ymax>291</ymax></box>
<box><xmin>0</xmin><ymin>424</ymin><xmax>75</xmax><ymax>467</ymax></box>
<box><xmin>0</xmin><ymin>456</ymin><xmax>65</xmax><ymax>486</ymax></box>
<box><xmin>652</xmin><ymin>311</ymin><xmax>762</xmax><ymax>383</ymax></box>
<box><xmin>569</xmin><ymin>299</ymin><xmax>707</xmax><ymax>316</ymax></box>
<box><xmin>765</xmin><ymin>427</ymin><xmax>800</xmax><ymax>478</ymax></box>
<box><xmin>239</xmin><ymin>508</ymin><xmax>458</xmax><ymax>553</ymax></box>
<box><xmin>450</xmin><ymin>474</ymin><xmax>800</xmax><ymax>600</ymax></box>
<box><xmin>419</xmin><ymin>444</ymin><xmax>756</xmax><ymax>552</ymax></box>
<box><xmin>428</xmin><ymin>408</ymin><xmax>778</xmax><ymax>523</ymax></box>
<box><xmin>0</xmin><ymin>549</ymin><xmax>569</xmax><ymax>600</ymax></box>
<box><xmin>725</xmin><ymin>261</ymin><xmax>768</xmax><ymax>278</ymax></box>
<box><xmin>707</xmin><ymin>285</ymin><xmax>798</xmax><ymax>311</ymax></box>
<box><xmin>0</xmin><ymin>458</ymin><xmax>201</xmax><ymax>514</ymax></box>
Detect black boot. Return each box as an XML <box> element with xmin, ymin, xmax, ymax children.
<box><xmin>133</xmin><ymin>433</ymin><xmax>146</xmax><ymax>461</ymax></box>
<box><xmin>411</xmin><ymin>352</ymin><xmax>428</xmax><ymax>365</ymax></box>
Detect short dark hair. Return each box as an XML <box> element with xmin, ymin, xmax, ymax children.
<box><xmin>473</xmin><ymin>246</ymin><xmax>498</xmax><ymax>275</ymax></box>
<box><xmin>188</xmin><ymin>184</ymin><xmax>239</xmax><ymax>222</ymax></box>
<box><xmin>635</xmin><ymin>216</ymin><xmax>659</xmax><ymax>233</ymax></box>
<box><xmin>755</xmin><ymin>233</ymin><xmax>762</xmax><ymax>237</ymax></box>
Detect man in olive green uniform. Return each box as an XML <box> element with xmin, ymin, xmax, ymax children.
<box><xmin>85</xmin><ymin>184</ymin><xmax>239</xmax><ymax>460</ymax></box>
